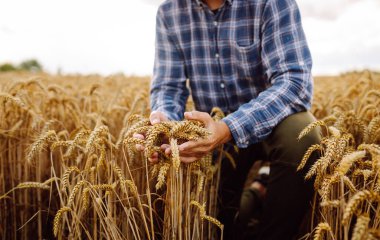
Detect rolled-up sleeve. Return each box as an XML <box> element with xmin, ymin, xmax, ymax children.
<box><xmin>222</xmin><ymin>0</ymin><xmax>313</xmax><ymax>148</ymax></box>
<box><xmin>150</xmin><ymin>7</ymin><xmax>189</xmax><ymax>121</ymax></box>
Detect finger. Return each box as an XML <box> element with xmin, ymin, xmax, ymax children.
<box><xmin>179</xmin><ymin>145</ymin><xmax>211</xmax><ymax>158</ymax></box>
<box><xmin>184</xmin><ymin>111</ymin><xmax>212</xmax><ymax>125</ymax></box>
<box><xmin>160</xmin><ymin>144</ymin><xmax>170</xmax><ymax>150</ymax></box>
<box><xmin>179</xmin><ymin>151</ymin><xmax>206</xmax><ymax>158</ymax></box>
<box><xmin>134</xmin><ymin>134</ymin><xmax>145</xmax><ymax>151</ymax></box>
<box><xmin>135</xmin><ymin>144</ymin><xmax>145</xmax><ymax>151</ymax></box>
<box><xmin>165</xmin><ymin>147</ymin><xmax>171</xmax><ymax>156</ymax></box>
<box><xmin>148</xmin><ymin>152</ymin><xmax>159</xmax><ymax>163</ymax></box>
<box><xmin>160</xmin><ymin>144</ymin><xmax>171</xmax><ymax>156</ymax></box>
<box><xmin>179</xmin><ymin>141</ymin><xmax>196</xmax><ymax>152</ymax></box>
<box><xmin>133</xmin><ymin>133</ymin><xmax>145</xmax><ymax>140</ymax></box>
<box><xmin>150</xmin><ymin>111</ymin><xmax>168</xmax><ymax>125</ymax></box>
<box><xmin>148</xmin><ymin>157</ymin><xmax>159</xmax><ymax>163</ymax></box>
<box><xmin>179</xmin><ymin>140</ymin><xmax>208</xmax><ymax>152</ymax></box>
<box><xmin>180</xmin><ymin>156</ymin><xmax>198</xmax><ymax>163</ymax></box>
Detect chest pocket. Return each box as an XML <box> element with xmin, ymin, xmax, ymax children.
<box><xmin>232</xmin><ymin>20</ymin><xmax>262</xmax><ymax>78</ymax></box>
<box><xmin>233</xmin><ymin>40</ymin><xmax>261</xmax><ymax>79</ymax></box>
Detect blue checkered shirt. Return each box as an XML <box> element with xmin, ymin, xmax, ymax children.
<box><xmin>150</xmin><ymin>0</ymin><xmax>313</xmax><ymax>148</ymax></box>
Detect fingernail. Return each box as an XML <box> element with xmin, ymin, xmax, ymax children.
<box><xmin>185</xmin><ymin>112</ymin><xmax>192</xmax><ymax>118</ymax></box>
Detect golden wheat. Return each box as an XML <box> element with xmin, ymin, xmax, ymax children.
<box><xmin>2</xmin><ymin>71</ymin><xmax>380</xmax><ymax>240</ymax></box>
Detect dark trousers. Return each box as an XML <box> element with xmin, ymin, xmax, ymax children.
<box><xmin>218</xmin><ymin>111</ymin><xmax>321</xmax><ymax>240</ymax></box>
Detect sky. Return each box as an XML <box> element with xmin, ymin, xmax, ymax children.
<box><xmin>0</xmin><ymin>0</ymin><xmax>379</xmax><ymax>76</ymax></box>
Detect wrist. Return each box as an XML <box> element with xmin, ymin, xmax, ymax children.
<box><xmin>216</xmin><ymin>121</ymin><xmax>232</xmax><ymax>145</ymax></box>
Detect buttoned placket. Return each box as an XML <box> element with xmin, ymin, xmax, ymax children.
<box><xmin>210</xmin><ymin>6</ymin><xmax>231</xmax><ymax>111</ymax></box>
<box><xmin>195</xmin><ymin>0</ymin><xmax>233</xmax><ymax>112</ymax></box>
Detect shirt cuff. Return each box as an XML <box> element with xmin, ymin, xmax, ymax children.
<box><xmin>222</xmin><ymin>114</ymin><xmax>253</xmax><ymax>148</ymax></box>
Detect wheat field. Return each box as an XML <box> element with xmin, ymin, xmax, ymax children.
<box><xmin>0</xmin><ymin>71</ymin><xmax>379</xmax><ymax>239</ymax></box>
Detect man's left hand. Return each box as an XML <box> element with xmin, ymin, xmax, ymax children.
<box><xmin>176</xmin><ymin>111</ymin><xmax>232</xmax><ymax>163</ymax></box>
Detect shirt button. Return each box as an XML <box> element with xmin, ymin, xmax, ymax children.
<box><xmin>215</xmin><ymin>53</ymin><xmax>220</xmax><ymax>58</ymax></box>
<box><xmin>213</xmin><ymin>21</ymin><xmax>218</xmax><ymax>26</ymax></box>
<box><xmin>220</xmin><ymin>83</ymin><xmax>225</xmax><ymax>88</ymax></box>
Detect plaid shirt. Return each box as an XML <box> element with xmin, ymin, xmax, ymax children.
<box><xmin>150</xmin><ymin>0</ymin><xmax>313</xmax><ymax>148</ymax></box>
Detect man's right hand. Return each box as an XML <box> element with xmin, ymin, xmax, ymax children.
<box><xmin>133</xmin><ymin>111</ymin><xmax>169</xmax><ymax>163</ymax></box>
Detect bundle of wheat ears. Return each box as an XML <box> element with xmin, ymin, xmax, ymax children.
<box><xmin>0</xmin><ymin>71</ymin><xmax>379</xmax><ymax>239</ymax></box>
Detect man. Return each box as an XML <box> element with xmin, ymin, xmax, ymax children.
<box><xmin>136</xmin><ymin>0</ymin><xmax>321</xmax><ymax>239</ymax></box>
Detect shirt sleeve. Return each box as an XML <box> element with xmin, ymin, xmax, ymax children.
<box><xmin>150</xmin><ymin>7</ymin><xmax>189</xmax><ymax>121</ymax></box>
<box><xmin>222</xmin><ymin>0</ymin><xmax>313</xmax><ymax>148</ymax></box>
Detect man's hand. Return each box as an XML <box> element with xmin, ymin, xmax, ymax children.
<box><xmin>178</xmin><ymin>111</ymin><xmax>232</xmax><ymax>163</ymax></box>
<box><xmin>133</xmin><ymin>111</ymin><xmax>169</xmax><ymax>162</ymax></box>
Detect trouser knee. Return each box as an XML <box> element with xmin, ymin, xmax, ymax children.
<box><xmin>264</xmin><ymin>111</ymin><xmax>322</xmax><ymax>170</ymax></box>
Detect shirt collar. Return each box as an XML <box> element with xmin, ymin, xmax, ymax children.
<box><xmin>194</xmin><ymin>0</ymin><xmax>233</xmax><ymax>8</ymax></box>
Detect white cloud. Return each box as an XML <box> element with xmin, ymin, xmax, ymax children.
<box><xmin>0</xmin><ymin>26</ymin><xmax>14</xmax><ymax>34</ymax></box>
<box><xmin>299</xmin><ymin>0</ymin><xmax>365</xmax><ymax>20</ymax></box>
<box><xmin>141</xmin><ymin>0</ymin><xmax>164</xmax><ymax>7</ymax></box>
<box><xmin>0</xmin><ymin>0</ymin><xmax>158</xmax><ymax>75</ymax></box>
<box><xmin>300</xmin><ymin>0</ymin><xmax>380</xmax><ymax>74</ymax></box>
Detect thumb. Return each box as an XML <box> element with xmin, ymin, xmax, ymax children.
<box><xmin>184</xmin><ymin>111</ymin><xmax>211</xmax><ymax>125</ymax></box>
<box><xmin>150</xmin><ymin>111</ymin><xmax>168</xmax><ymax>125</ymax></box>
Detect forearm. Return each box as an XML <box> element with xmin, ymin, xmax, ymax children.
<box><xmin>150</xmin><ymin>81</ymin><xmax>189</xmax><ymax>121</ymax></box>
<box><xmin>222</xmin><ymin>66</ymin><xmax>312</xmax><ymax>148</ymax></box>
<box><xmin>151</xmin><ymin>6</ymin><xmax>188</xmax><ymax>121</ymax></box>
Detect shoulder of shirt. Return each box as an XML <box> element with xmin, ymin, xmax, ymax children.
<box><xmin>244</xmin><ymin>0</ymin><xmax>297</xmax><ymax>13</ymax></box>
<box><xmin>157</xmin><ymin>0</ymin><xmax>190</xmax><ymax>13</ymax></box>
<box><xmin>230</xmin><ymin>0</ymin><xmax>275</xmax><ymax>10</ymax></box>
<box><xmin>156</xmin><ymin>0</ymin><xmax>291</xmax><ymax>13</ymax></box>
